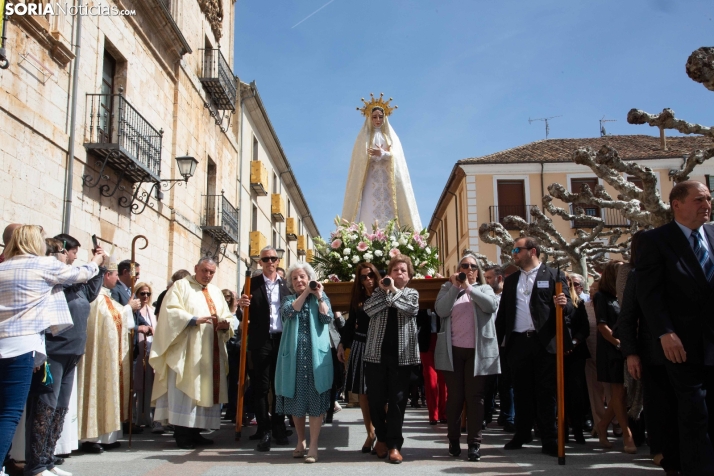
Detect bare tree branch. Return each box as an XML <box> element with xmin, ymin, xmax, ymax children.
<box><xmin>627</xmin><ymin>108</ymin><xmax>714</xmax><ymax>139</ymax></box>
<box><xmin>686</xmin><ymin>47</ymin><xmax>714</xmax><ymax>92</ymax></box>
<box><xmin>669</xmin><ymin>148</ymin><xmax>714</xmax><ymax>183</ymax></box>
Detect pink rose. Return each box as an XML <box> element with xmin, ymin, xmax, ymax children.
<box><xmin>389</xmin><ymin>247</ymin><xmax>400</xmax><ymax>258</ymax></box>
<box><xmin>357</xmin><ymin>241</ymin><xmax>369</xmax><ymax>252</ymax></box>
<box><xmin>328</xmin><ymin>274</ymin><xmax>341</xmax><ymax>282</ymax></box>
<box><xmin>331</xmin><ymin>239</ymin><xmax>342</xmax><ymax>249</ymax></box>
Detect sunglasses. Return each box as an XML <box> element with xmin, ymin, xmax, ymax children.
<box><xmin>360</xmin><ymin>271</ymin><xmax>375</xmax><ymax>281</ymax></box>
<box><xmin>139</xmin><ymin>292</ymin><xmax>151</xmax><ymax>297</ymax></box>
<box><xmin>460</xmin><ymin>263</ymin><xmax>478</xmax><ymax>270</ymax></box>
<box><xmin>572</xmin><ymin>282</ymin><xmax>583</xmax><ymax>288</ymax></box>
<box><xmin>511</xmin><ymin>246</ymin><xmax>534</xmax><ymax>254</ymax></box>
<box><xmin>260</xmin><ymin>256</ymin><xmax>279</xmax><ymax>263</ymax></box>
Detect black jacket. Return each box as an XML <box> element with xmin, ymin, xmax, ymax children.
<box><xmin>566</xmin><ymin>302</ymin><xmax>591</xmax><ymax>360</ymax></box>
<box><xmin>246</xmin><ymin>274</ymin><xmax>290</xmax><ymax>351</ymax></box>
<box><xmin>496</xmin><ymin>264</ymin><xmax>574</xmax><ymax>354</ymax></box>
<box><xmin>416</xmin><ymin>309</ymin><xmax>439</xmax><ymax>352</ymax></box>
<box><xmin>617</xmin><ymin>269</ymin><xmax>665</xmax><ymax>366</ymax></box>
<box><xmin>637</xmin><ymin>221</ymin><xmax>714</xmax><ymax>365</ymax></box>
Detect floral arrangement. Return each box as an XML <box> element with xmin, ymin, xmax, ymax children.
<box><xmin>311</xmin><ymin>217</ymin><xmax>440</xmax><ymax>282</ymax></box>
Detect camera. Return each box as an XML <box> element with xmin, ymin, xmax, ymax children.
<box><xmin>309</xmin><ymin>280</ymin><xmax>319</xmax><ymax>290</ymax></box>
<box><xmin>457</xmin><ymin>272</ymin><xmax>467</xmax><ymax>282</ymax></box>
<box><xmin>381</xmin><ymin>277</ymin><xmax>392</xmax><ymax>287</ymax></box>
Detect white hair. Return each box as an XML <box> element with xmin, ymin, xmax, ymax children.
<box><xmin>285</xmin><ymin>262</ymin><xmax>317</xmax><ymax>293</ymax></box>
<box><xmin>196</xmin><ymin>256</ymin><xmax>217</xmax><ymax>267</ymax></box>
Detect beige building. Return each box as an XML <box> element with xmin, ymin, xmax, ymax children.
<box><xmin>0</xmin><ymin>0</ymin><xmax>317</xmax><ymax>291</ymax></box>
<box><xmin>428</xmin><ymin>135</ymin><xmax>713</xmax><ymax>276</ymax></box>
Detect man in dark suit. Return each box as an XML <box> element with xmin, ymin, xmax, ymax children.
<box><xmin>495</xmin><ymin>237</ymin><xmax>572</xmax><ymax>456</ymax></box>
<box><xmin>637</xmin><ymin>180</ymin><xmax>714</xmax><ymax>476</ymax></box>
<box><xmin>238</xmin><ymin>246</ymin><xmax>291</xmax><ymax>451</ymax></box>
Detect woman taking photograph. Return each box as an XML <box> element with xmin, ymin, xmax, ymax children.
<box><xmin>337</xmin><ymin>262</ymin><xmax>380</xmax><ymax>453</ymax></box>
<box><xmin>434</xmin><ymin>253</ymin><xmax>500</xmax><ymax>462</ymax></box>
<box><xmin>594</xmin><ymin>260</ymin><xmax>636</xmax><ymax>453</ymax></box>
<box><xmin>275</xmin><ymin>262</ymin><xmax>334</xmax><ymax>464</ymax></box>
<box><xmin>363</xmin><ymin>254</ymin><xmax>420</xmax><ymax>464</ymax></box>
<box><xmin>0</xmin><ymin>225</ymin><xmax>103</xmax><ymax>471</ymax></box>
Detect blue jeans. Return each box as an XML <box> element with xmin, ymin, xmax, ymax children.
<box><xmin>0</xmin><ymin>351</ymin><xmax>34</xmax><ymax>464</ymax></box>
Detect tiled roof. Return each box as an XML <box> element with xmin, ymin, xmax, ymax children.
<box><xmin>459</xmin><ymin>135</ymin><xmax>713</xmax><ymax>165</ymax></box>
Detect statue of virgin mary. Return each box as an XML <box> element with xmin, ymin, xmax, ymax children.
<box><xmin>341</xmin><ymin>93</ymin><xmax>422</xmax><ymax>231</ymax></box>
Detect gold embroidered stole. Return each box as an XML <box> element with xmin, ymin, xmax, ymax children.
<box><xmin>103</xmin><ymin>295</ymin><xmax>125</xmax><ymax>420</ymax></box>
<box><xmin>201</xmin><ymin>287</ymin><xmax>221</xmax><ymax>404</ymax></box>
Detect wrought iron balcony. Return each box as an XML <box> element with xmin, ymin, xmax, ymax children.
<box><xmin>83</xmin><ymin>89</ymin><xmax>163</xmax><ymax>186</ymax></box>
<box><xmin>571</xmin><ymin>207</ymin><xmax>630</xmax><ymax>229</ymax></box>
<box><xmin>489</xmin><ymin>205</ymin><xmax>537</xmax><ymax>230</ymax></box>
<box><xmin>201</xmin><ymin>193</ymin><xmax>239</xmax><ymax>244</ymax></box>
<box><xmin>199</xmin><ymin>48</ymin><xmax>236</xmax><ymax>111</ymax></box>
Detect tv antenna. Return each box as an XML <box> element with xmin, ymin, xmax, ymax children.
<box><xmin>529</xmin><ymin>115</ymin><xmax>561</xmax><ymax>140</ymax></box>
<box><xmin>599</xmin><ymin>116</ymin><xmax>617</xmax><ymax>137</ymax></box>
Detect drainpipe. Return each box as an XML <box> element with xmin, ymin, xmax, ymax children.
<box><xmin>62</xmin><ymin>0</ymin><xmax>82</xmax><ymax>233</ymax></box>
<box><xmin>540</xmin><ymin>162</ymin><xmax>545</xmax><ymax>201</ymax></box>
<box><xmin>447</xmin><ymin>190</ymin><xmax>459</xmax><ymax>255</ymax></box>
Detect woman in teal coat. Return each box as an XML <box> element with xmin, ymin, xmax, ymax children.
<box><xmin>275</xmin><ymin>262</ymin><xmax>334</xmax><ymax>463</ymax></box>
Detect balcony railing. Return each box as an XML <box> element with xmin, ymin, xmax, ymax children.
<box><xmin>199</xmin><ymin>48</ymin><xmax>236</xmax><ymax>111</ymax></box>
<box><xmin>489</xmin><ymin>205</ymin><xmax>537</xmax><ymax>230</ymax></box>
<box><xmin>572</xmin><ymin>207</ymin><xmax>630</xmax><ymax>228</ymax></box>
<box><xmin>84</xmin><ymin>90</ymin><xmax>163</xmax><ymax>183</ymax></box>
<box><xmin>201</xmin><ymin>193</ymin><xmax>239</xmax><ymax>244</ymax></box>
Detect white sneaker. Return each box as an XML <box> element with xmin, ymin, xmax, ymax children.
<box><xmin>1</xmin><ymin>465</ymin><xmax>6</xmax><ymax>476</ymax></box>
<box><xmin>50</xmin><ymin>467</ymin><xmax>73</xmax><ymax>476</ymax></box>
<box><xmin>333</xmin><ymin>402</ymin><xmax>342</xmax><ymax>413</ymax></box>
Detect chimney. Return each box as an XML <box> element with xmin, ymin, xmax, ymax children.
<box><xmin>659</xmin><ymin>127</ymin><xmax>667</xmax><ymax>151</ymax></box>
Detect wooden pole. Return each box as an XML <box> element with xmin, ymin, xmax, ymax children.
<box><xmin>128</xmin><ymin>235</ymin><xmax>148</xmax><ymax>448</ymax></box>
<box><xmin>235</xmin><ymin>269</ymin><xmax>252</xmax><ymax>440</ymax></box>
<box><xmin>555</xmin><ymin>267</ymin><xmax>565</xmax><ymax>465</ymax></box>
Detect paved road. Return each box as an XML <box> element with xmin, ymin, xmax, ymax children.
<box><xmin>55</xmin><ymin>407</ymin><xmax>663</xmax><ymax>475</ymax></box>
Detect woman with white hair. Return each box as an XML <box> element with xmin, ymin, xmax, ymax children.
<box><xmin>275</xmin><ymin>262</ymin><xmax>334</xmax><ymax>464</ymax></box>
<box><xmin>434</xmin><ymin>252</ymin><xmax>500</xmax><ymax>462</ymax></box>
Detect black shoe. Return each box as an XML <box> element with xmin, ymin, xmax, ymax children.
<box><xmin>541</xmin><ymin>444</ymin><xmax>558</xmax><ymax>457</ymax></box>
<box><xmin>574</xmin><ymin>432</ymin><xmax>586</xmax><ymax>445</ymax></box>
<box><xmin>482</xmin><ymin>420</ymin><xmax>487</xmax><ymax>430</ymax></box>
<box><xmin>285</xmin><ymin>429</ymin><xmax>293</xmax><ymax>437</ymax></box>
<box><xmin>176</xmin><ymin>438</ymin><xmax>196</xmax><ymax>449</ymax></box>
<box><xmin>448</xmin><ymin>439</ymin><xmax>461</xmax><ymax>457</ymax></box>
<box><xmin>53</xmin><ymin>455</ymin><xmax>65</xmax><ymax>465</ymax></box>
<box><xmin>429</xmin><ymin>420</ymin><xmax>438</xmax><ymax>425</ymax></box>
<box><xmin>122</xmin><ymin>422</ymin><xmax>143</xmax><ymax>434</ymax></box>
<box><xmin>504</xmin><ymin>434</ymin><xmax>533</xmax><ymax>450</ymax></box>
<box><xmin>468</xmin><ymin>444</ymin><xmax>481</xmax><ymax>461</ymax></box>
<box><xmin>325</xmin><ymin>414</ymin><xmax>333</xmax><ymax>423</ymax></box>
<box><xmin>100</xmin><ymin>442</ymin><xmax>121</xmax><ymax>450</ymax></box>
<box><xmin>256</xmin><ymin>431</ymin><xmax>271</xmax><ymax>451</ymax></box>
<box><xmin>410</xmin><ymin>401</ymin><xmax>421</xmax><ymax>408</ymax></box>
<box><xmin>81</xmin><ymin>442</ymin><xmax>104</xmax><ymax>453</ymax></box>
<box><xmin>273</xmin><ymin>435</ymin><xmax>289</xmax><ymax>445</ymax></box>
<box><xmin>503</xmin><ymin>422</ymin><xmax>516</xmax><ymax>433</ymax></box>
<box><xmin>249</xmin><ymin>430</ymin><xmax>264</xmax><ymax>441</ymax></box>
<box><xmin>438</xmin><ymin>419</ymin><xmax>447</xmax><ymax>424</ymax></box>
<box><xmin>193</xmin><ymin>431</ymin><xmax>214</xmax><ymax>446</ymax></box>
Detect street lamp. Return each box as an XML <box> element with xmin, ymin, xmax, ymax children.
<box><xmin>275</xmin><ymin>248</ymin><xmax>285</xmax><ymax>259</ymax></box>
<box><xmin>175</xmin><ymin>155</ymin><xmax>199</xmax><ymax>181</ymax></box>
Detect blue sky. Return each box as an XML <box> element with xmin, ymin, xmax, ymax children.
<box><xmin>234</xmin><ymin>0</ymin><xmax>712</xmax><ymax>237</ymax></box>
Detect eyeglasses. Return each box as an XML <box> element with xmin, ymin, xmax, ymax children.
<box><xmin>460</xmin><ymin>263</ymin><xmax>478</xmax><ymax>270</ymax></box>
<box><xmin>511</xmin><ymin>246</ymin><xmax>533</xmax><ymax>254</ymax></box>
<box><xmin>360</xmin><ymin>272</ymin><xmax>375</xmax><ymax>281</ymax></box>
<box><xmin>572</xmin><ymin>282</ymin><xmax>583</xmax><ymax>288</ymax></box>
<box><xmin>260</xmin><ymin>256</ymin><xmax>279</xmax><ymax>263</ymax></box>
<box><xmin>139</xmin><ymin>292</ymin><xmax>152</xmax><ymax>297</ymax></box>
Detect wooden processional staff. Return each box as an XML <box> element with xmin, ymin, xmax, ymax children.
<box><xmin>235</xmin><ymin>269</ymin><xmax>252</xmax><ymax>440</ymax></box>
<box><xmin>556</xmin><ymin>267</ymin><xmax>566</xmax><ymax>465</ymax></box>
<box><xmin>128</xmin><ymin>235</ymin><xmax>148</xmax><ymax>447</ymax></box>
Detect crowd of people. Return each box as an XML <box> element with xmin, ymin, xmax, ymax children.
<box><xmin>2</xmin><ymin>179</ymin><xmax>714</xmax><ymax>475</ymax></box>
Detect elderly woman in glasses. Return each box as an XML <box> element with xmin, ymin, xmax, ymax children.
<box><xmin>434</xmin><ymin>252</ymin><xmax>500</xmax><ymax>462</ymax></box>
<box><xmin>275</xmin><ymin>262</ymin><xmax>334</xmax><ymax>464</ymax></box>
<box><xmin>133</xmin><ymin>282</ymin><xmax>156</xmax><ymax>429</ymax></box>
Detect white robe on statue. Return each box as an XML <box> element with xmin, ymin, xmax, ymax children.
<box><xmin>77</xmin><ymin>287</ymin><xmax>133</xmax><ymax>443</ymax></box>
<box><xmin>149</xmin><ymin>276</ymin><xmax>233</xmax><ymax>429</ymax></box>
<box><xmin>342</xmin><ymin>115</ymin><xmax>422</xmax><ymax>231</ymax></box>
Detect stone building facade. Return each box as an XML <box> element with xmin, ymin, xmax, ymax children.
<box><xmin>427</xmin><ymin>135</ymin><xmax>714</xmax><ymax>276</ymax></box>
<box><xmin>0</xmin><ymin>0</ymin><xmax>317</xmax><ymax>292</ymax></box>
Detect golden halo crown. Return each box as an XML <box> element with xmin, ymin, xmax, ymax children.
<box><xmin>357</xmin><ymin>92</ymin><xmax>398</xmax><ymax>117</ymax></box>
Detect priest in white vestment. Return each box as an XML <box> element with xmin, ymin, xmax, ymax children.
<box><xmin>342</xmin><ymin>93</ymin><xmax>422</xmax><ymax>231</ymax></box>
<box><xmin>150</xmin><ymin>257</ymin><xmax>233</xmax><ymax>449</ymax></box>
<box><xmin>76</xmin><ymin>263</ymin><xmax>135</xmax><ymax>453</ymax></box>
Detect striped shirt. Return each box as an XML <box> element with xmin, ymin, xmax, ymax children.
<box><xmin>0</xmin><ymin>255</ymin><xmax>99</xmax><ymax>338</ymax></box>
